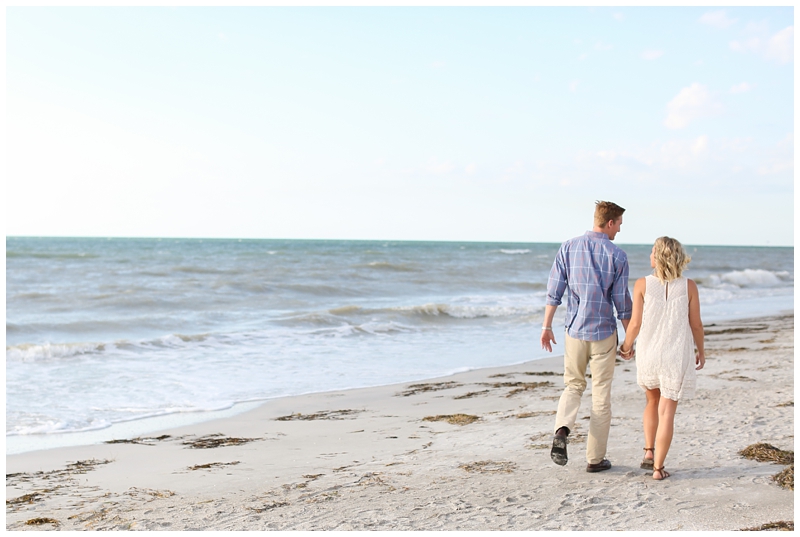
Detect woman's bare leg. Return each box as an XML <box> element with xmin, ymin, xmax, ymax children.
<box><xmin>653</xmin><ymin>396</ymin><xmax>678</xmax><ymax>479</ymax></box>
<box><xmin>642</xmin><ymin>388</ymin><xmax>660</xmax><ymax>462</ymax></box>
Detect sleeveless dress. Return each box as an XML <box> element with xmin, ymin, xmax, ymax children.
<box><xmin>635</xmin><ymin>275</ymin><xmax>696</xmax><ymax>401</ymax></box>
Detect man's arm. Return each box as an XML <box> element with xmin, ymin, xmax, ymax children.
<box><xmin>611</xmin><ymin>254</ymin><xmax>632</xmax><ymax>329</ymax></box>
<box><xmin>541</xmin><ymin>247</ymin><xmax>567</xmax><ymax>353</ymax></box>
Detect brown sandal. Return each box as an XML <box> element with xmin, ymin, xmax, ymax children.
<box><xmin>640</xmin><ymin>447</ymin><xmax>655</xmax><ymax>470</ymax></box>
<box><xmin>653</xmin><ymin>466</ymin><xmax>670</xmax><ymax>480</ymax></box>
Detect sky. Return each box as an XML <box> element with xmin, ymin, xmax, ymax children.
<box><xmin>5</xmin><ymin>6</ymin><xmax>795</xmax><ymax>246</ymax></box>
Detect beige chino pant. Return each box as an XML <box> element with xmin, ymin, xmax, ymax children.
<box><xmin>554</xmin><ymin>331</ymin><xmax>617</xmax><ymax>465</ymax></box>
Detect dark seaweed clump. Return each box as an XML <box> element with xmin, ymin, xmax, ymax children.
<box><xmin>275</xmin><ymin>409</ymin><xmax>361</xmax><ymax>421</ymax></box>
<box><xmin>183</xmin><ymin>434</ymin><xmax>260</xmax><ymax>449</ymax></box>
<box><xmin>739</xmin><ymin>443</ymin><xmax>794</xmax><ymax>465</ymax></box>
<box><xmin>422</xmin><ymin>414</ymin><xmax>479</xmax><ymax>426</ymax></box>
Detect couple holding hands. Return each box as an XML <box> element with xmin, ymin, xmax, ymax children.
<box><xmin>540</xmin><ymin>201</ymin><xmax>705</xmax><ymax>481</ymax></box>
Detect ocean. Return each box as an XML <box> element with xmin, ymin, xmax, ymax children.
<box><xmin>6</xmin><ymin>237</ymin><xmax>793</xmax><ymax>454</ymax></box>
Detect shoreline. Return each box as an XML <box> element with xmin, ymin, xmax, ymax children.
<box><xmin>6</xmin><ymin>313</ymin><xmax>794</xmax><ymax>530</ymax></box>
<box><xmin>8</xmin><ymin>309</ymin><xmax>793</xmax><ymax>457</ymax></box>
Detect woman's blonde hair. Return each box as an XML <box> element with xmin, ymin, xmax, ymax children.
<box><xmin>652</xmin><ymin>236</ymin><xmax>691</xmax><ymax>282</ymax></box>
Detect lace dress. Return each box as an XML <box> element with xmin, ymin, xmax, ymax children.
<box><xmin>635</xmin><ymin>275</ymin><xmax>696</xmax><ymax>401</ymax></box>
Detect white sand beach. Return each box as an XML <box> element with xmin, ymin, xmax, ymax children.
<box><xmin>6</xmin><ymin>314</ymin><xmax>793</xmax><ymax>531</ymax></box>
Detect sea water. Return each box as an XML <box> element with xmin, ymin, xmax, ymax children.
<box><xmin>6</xmin><ymin>237</ymin><xmax>793</xmax><ymax>453</ymax></box>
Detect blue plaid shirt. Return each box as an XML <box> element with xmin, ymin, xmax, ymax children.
<box><xmin>546</xmin><ymin>231</ymin><xmax>632</xmax><ymax>341</ymax></box>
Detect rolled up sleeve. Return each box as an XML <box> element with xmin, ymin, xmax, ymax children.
<box><xmin>546</xmin><ymin>247</ymin><xmax>567</xmax><ymax>307</ymax></box>
<box><xmin>612</xmin><ymin>255</ymin><xmax>632</xmax><ymax>320</ymax></box>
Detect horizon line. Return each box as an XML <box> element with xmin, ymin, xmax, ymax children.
<box><xmin>5</xmin><ymin>235</ymin><xmax>793</xmax><ymax>249</ymax></box>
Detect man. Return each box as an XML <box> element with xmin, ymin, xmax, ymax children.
<box><xmin>540</xmin><ymin>200</ymin><xmax>632</xmax><ymax>473</ymax></box>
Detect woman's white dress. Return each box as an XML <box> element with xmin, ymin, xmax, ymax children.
<box><xmin>635</xmin><ymin>275</ymin><xmax>696</xmax><ymax>401</ymax></box>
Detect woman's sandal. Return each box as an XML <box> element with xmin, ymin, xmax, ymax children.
<box><xmin>653</xmin><ymin>466</ymin><xmax>670</xmax><ymax>480</ymax></box>
<box><xmin>640</xmin><ymin>447</ymin><xmax>655</xmax><ymax>470</ymax></box>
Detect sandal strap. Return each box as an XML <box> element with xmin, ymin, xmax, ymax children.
<box><xmin>643</xmin><ymin>447</ymin><xmax>655</xmax><ymax>452</ymax></box>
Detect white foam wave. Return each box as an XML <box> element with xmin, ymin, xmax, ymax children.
<box><xmin>704</xmin><ymin>269</ymin><xmax>792</xmax><ymax>289</ymax></box>
<box><xmin>6</xmin><ymin>342</ymin><xmax>107</xmax><ymax>362</ymax></box>
<box><xmin>396</xmin><ymin>302</ymin><xmax>542</xmax><ymax>319</ymax></box>
<box><xmin>500</xmin><ymin>249</ymin><xmax>531</xmax><ymax>255</ymax></box>
<box><xmin>7</xmin><ymin>402</ymin><xmax>244</xmax><ymax>436</ymax></box>
<box><xmin>306</xmin><ymin>321</ymin><xmax>418</xmax><ymax>338</ymax></box>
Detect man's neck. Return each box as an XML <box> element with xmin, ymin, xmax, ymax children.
<box><xmin>592</xmin><ymin>226</ymin><xmax>609</xmax><ymax>235</ymax></box>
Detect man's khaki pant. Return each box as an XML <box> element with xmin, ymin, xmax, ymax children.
<box><xmin>554</xmin><ymin>331</ymin><xmax>617</xmax><ymax>465</ymax></box>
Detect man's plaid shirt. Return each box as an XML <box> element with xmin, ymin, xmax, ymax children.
<box><xmin>546</xmin><ymin>231</ymin><xmax>632</xmax><ymax>341</ymax></box>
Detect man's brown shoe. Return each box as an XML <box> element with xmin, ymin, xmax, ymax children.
<box><xmin>586</xmin><ymin>459</ymin><xmax>612</xmax><ymax>473</ymax></box>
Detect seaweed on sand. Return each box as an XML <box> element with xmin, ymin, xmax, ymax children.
<box><xmin>25</xmin><ymin>518</ymin><xmax>60</xmax><ymax>527</ymax></box>
<box><xmin>396</xmin><ymin>382</ymin><xmax>462</xmax><ymax>397</ymax></box>
<box><xmin>741</xmin><ymin>520</ymin><xmax>793</xmax><ymax>531</ymax></box>
<box><xmin>458</xmin><ymin>460</ymin><xmax>517</xmax><ymax>473</ymax></box>
<box><xmin>7</xmin><ymin>490</ymin><xmax>54</xmax><ymax>506</ymax></box>
<box><xmin>188</xmin><ymin>461</ymin><xmax>240</xmax><ymax>471</ymax></box>
<box><xmin>105</xmin><ymin>435</ymin><xmax>171</xmax><ymax>446</ymax></box>
<box><xmin>489</xmin><ymin>371</ymin><xmax>559</xmax><ymax>378</ymax></box>
<box><xmin>704</xmin><ymin>325</ymin><xmax>768</xmax><ymax>335</ymax></box>
<box><xmin>453</xmin><ymin>390</ymin><xmax>490</xmax><ymax>400</ymax></box>
<box><xmin>275</xmin><ymin>409</ymin><xmax>361</xmax><ymax>421</ymax></box>
<box><xmin>515</xmin><ymin>410</ymin><xmax>556</xmax><ymax>419</ymax></box>
<box><xmin>182</xmin><ymin>434</ymin><xmax>260</xmax><ymax>449</ymax></box>
<box><xmin>7</xmin><ymin>459</ymin><xmax>113</xmax><ymax>485</ymax></box>
<box><xmin>739</xmin><ymin>443</ymin><xmax>794</xmax><ymax>465</ymax></box>
<box><xmin>422</xmin><ymin>414</ymin><xmax>479</xmax><ymax>426</ymax></box>
<box><xmin>773</xmin><ymin>465</ymin><xmax>794</xmax><ymax>491</ymax></box>
<box><xmin>248</xmin><ymin>501</ymin><xmax>289</xmax><ymax>513</ymax></box>
<box><xmin>482</xmin><ymin>381</ymin><xmax>554</xmax><ymax>397</ymax></box>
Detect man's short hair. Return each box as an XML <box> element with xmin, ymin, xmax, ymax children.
<box><xmin>594</xmin><ymin>201</ymin><xmax>625</xmax><ymax>228</ymax></box>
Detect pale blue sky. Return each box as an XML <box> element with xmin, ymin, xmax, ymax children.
<box><xmin>6</xmin><ymin>7</ymin><xmax>794</xmax><ymax>245</ymax></box>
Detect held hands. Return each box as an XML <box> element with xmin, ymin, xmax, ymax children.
<box><xmin>695</xmin><ymin>351</ymin><xmax>705</xmax><ymax>370</ymax></box>
<box><xmin>618</xmin><ymin>344</ymin><xmax>635</xmax><ymax>360</ymax></box>
<box><xmin>541</xmin><ymin>328</ymin><xmax>557</xmax><ymax>353</ymax></box>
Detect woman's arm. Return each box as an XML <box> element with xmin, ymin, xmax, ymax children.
<box><xmin>687</xmin><ymin>279</ymin><xmax>705</xmax><ymax>370</ymax></box>
<box><xmin>619</xmin><ymin>277</ymin><xmax>646</xmax><ymax>358</ymax></box>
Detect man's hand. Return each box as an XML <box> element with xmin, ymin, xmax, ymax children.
<box><xmin>541</xmin><ymin>328</ymin><xmax>557</xmax><ymax>352</ymax></box>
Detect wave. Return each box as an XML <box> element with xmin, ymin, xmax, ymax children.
<box><xmin>500</xmin><ymin>249</ymin><xmax>532</xmax><ymax>255</ymax></box>
<box><xmin>395</xmin><ymin>302</ymin><xmax>542</xmax><ymax>319</ymax></box>
<box><xmin>7</xmin><ymin>342</ymin><xmax>107</xmax><ymax>361</ymax></box>
<box><xmin>7</xmin><ymin>401</ymin><xmax>247</xmax><ymax>436</ymax></box>
<box><xmin>700</xmin><ymin>269</ymin><xmax>793</xmax><ymax>289</ymax></box>
<box><xmin>358</xmin><ymin>261</ymin><xmax>417</xmax><ymax>272</ymax></box>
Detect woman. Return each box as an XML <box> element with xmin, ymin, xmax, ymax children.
<box><xmin>618</xmin><ymin>237</ymin><xmax>705</xmax><ymax>480</ymax></box>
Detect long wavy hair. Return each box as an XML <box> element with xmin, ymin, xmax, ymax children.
<box><xmin>652</xmin><ymin>236</ymin><xmax>691</xmax><ymax>283</ymax></box>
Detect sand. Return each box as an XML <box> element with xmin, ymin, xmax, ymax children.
<box><xmin>6</xmin><ymin>314</ymin><xmax>794</xmax><ymax>531</ymax></box>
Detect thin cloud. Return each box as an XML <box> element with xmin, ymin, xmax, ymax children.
<box><xmin>699</xmin><ymin>10</ymin><xmax>738</xmax><ymax>29</ymax></box>
<box><xmin>569</xmin><ymin>80</ymin><xmax>579</xmax><ymax>93</ymax></box>
<box><xmin>641</xmin><ymin>49</ymin><xmax>663</xmax><ymax>61</ymax></box>
<box><xmin>594</xmin><ymin>41</ymin><xmax>613</xmax><ymax>51</ymax></box>
<box><xmin>664</xmin><ymin>83</ymin><xmax>723</xmax><ymax>130</ymax></box>
<box><xmin>691</xmin><ymin>135</ymin><xmax>709</xmax><ymax>155</ymax></box>
<box><xmin>765</xmin><ymin>26</ymin><xmax>794</xmax><ymax>64</ymax></box>
<box><xmin>730</xmin><ymin>25</ymin><xmax>793</xmax><ymax>64</ymax></box>
<box><xmin>730</xmin><ymin>82</ymin><xmax>753</xmax><ymax>94</ymax></box>
<box><xmin>613</xmin><ymin>13</ymin><xmax>624</xmax><ymax>21</ymax></box>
